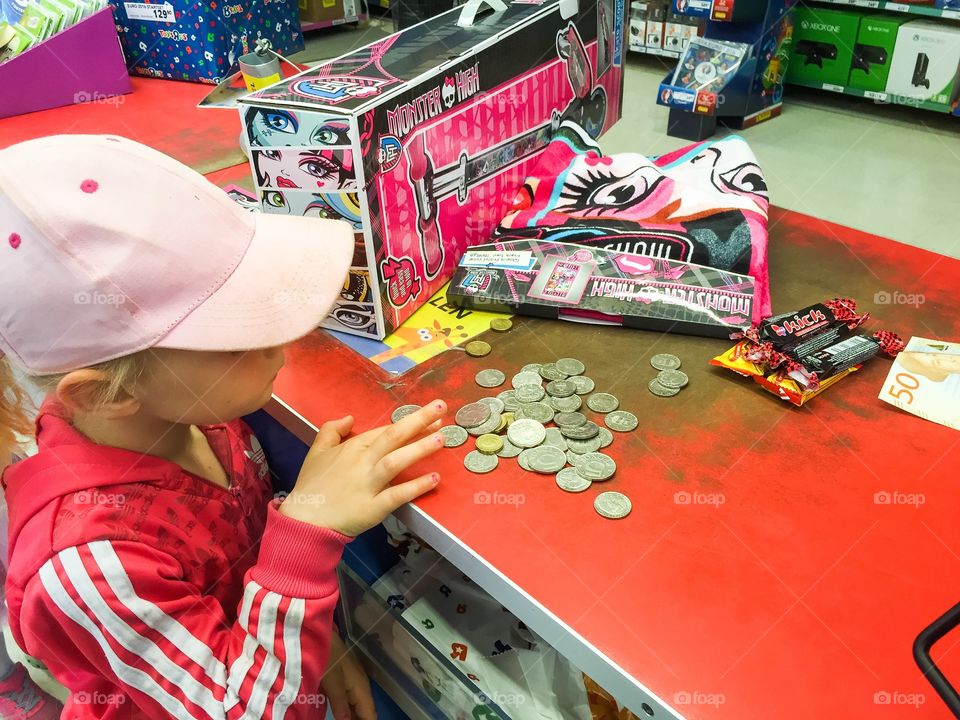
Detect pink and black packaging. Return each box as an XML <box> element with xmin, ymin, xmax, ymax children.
<box><xmin>238</xmin><ymin>0</ymin><xmax>625</xmax><ymax>339</ymax></box>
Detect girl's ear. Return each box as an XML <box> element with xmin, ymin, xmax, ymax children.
<box><xmin>56</xmin><ymin>370</ymin><xmax>141</xmax><ymax>419</ymax></box>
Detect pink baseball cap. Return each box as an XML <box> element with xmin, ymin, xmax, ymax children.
<box><xmin>0</xmin><ymin>135</ymin><xmax>355</xmax><ymax>375</ymax></box>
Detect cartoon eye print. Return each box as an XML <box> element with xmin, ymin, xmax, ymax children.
<box><xmin>298</xmin><ymin>153</ymin><xmax>339</xmax><ymax>182</ymax></box>
<box><xmin>312</xmin><ymin>123</ymin><xmax>351</xmax><ymax>146</ymax></box>
<box><xmin>718</xmin><ymin>163</ymin><xmax>768</xmax><ymax>200</ymax></box>
<box><xmin>559</xmin><ymin>166</ymin><xmax>665</xmax><ymax>216</ymax></box>
<box><xmin>263</xmin><ymin>191</ymin><xmax>287</xmax><ymax>210</ymax></box>
<box><xmin>264</xmin><ymin>111</ymin><xmax>297</xmax><ymax>134</ymax></box>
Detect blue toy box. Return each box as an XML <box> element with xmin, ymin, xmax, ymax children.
<box><xmin>111</xmin><ymin>0</ymin><xmax>304</xmax><ymax>83</ymax></box>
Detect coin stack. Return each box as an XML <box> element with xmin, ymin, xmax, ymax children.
<box><xmin>396</xmin><ymin>357</ymin><xmax>635</xmax><ymax>520</ymax></box>
<box><xmin>648</xmin><ymin>354</ymin><xmax>689</xmax><ymax>397</ymax></box>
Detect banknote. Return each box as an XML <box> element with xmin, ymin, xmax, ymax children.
<box><xmin>879</xmin><ymin>337</ymin><xmax>960</xmax><ymax>431</ymax></box>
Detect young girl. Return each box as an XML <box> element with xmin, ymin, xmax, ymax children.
<box><xmin>0</xmin><ymin>134</ymin><xmax>447</xmax><ymax>719</ymax></box>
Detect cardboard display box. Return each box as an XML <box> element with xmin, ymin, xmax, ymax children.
<box><xmin>238</xmin><ymin>0</ymin><xmax>625</xmax><ymax>339</ymax></box>
<box><xmin>446</xmin><ymin>238</ymin><xmax>756</xmax><ymax>337</ymax></box>
<box><xmin>848</xmin><ymin>14</ymin><xmax>909</xmax><ymax>93</ymax></box>
<box><xmin>885</xmin><ymin>19</ymin><xmax>960</xmax><ymax>108</ymax></box>
<box><xmin>787</xmin><ymin>6</ymin><xmax>861</xmax><ymax>87</ymax></box>
<box><xmin>112</xmin><ymin>0</ymin><xmax>304</xmax><ymax>84</ymax></box>
<box><xmin>299</xmin><ymin>0</ymin><xmax>360</xmax><ymax>25</ymax></box>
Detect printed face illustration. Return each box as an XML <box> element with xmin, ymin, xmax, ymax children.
<box><xmin>898</xmin><ymin>351</ymin><xmax>960</xmax><ymax>382</ymax></box>
<box><xmin>246</xmin><ymin>108</ymin><xmax>351</xmax><ymax>148</ymax></box>
<box><xmin>253</xmin><ymin>148</ymin><xmax>355</xmax><ymax>191</ymax></box>
<box><xmin>556</xmin><ymin>160</ymin><xmax>672</xmax><ymax>219</ymax></box>
<box><xmin>260</xmin><ymin>189</ymin><xmax>363</xmax><ymax>228</ymax></box>
<box><xmin>665</xmin><ymin>144</ymin><xmax>769</xmax><ymax>218</ymax></box>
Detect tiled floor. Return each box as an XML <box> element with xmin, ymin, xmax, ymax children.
<box><xmin>295</xmin><ymin>16</ymin><xmax>960</xmax><ymax>258</ymax></box>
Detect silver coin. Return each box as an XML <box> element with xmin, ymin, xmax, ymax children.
<box><xmin>543</xmin><ymin>427</ymin><xmax>568</xmax><ymax>452</ymax></box>
<box><xmin>475</xmin><ymin>369</ymin><xmax>506</xmax><ymax>388</ymax></box>
<box><xmin>597</xmin><ymin>426</ymin><xmax>614</xmax><ymax>449</ymax></box>
<box><xmin>566</xmin><ymin>435</ymin><xmax>602</xmax><ymax>454</ymax></box>
<box><xmin>497</xmin><ymin>390</ymin><xmax>520</xmax><ymax>412</ymax></box>
<box><xmin>594</xmin><ymin>491</ymin><xmax>632</xmax><ymax>519</ymax></box>
<box><xmin>556</xmin><ymin>358</ymin><xmax>585</xmax><ymax>376</ymax></box>
<box><xmin>478</xmin><ymin>397</ymin><xmax>506</xmax><ymax>415</ymax></box>
<box><xmin>586</xmin><ymin>393</ymin><xmax>619</xmax><ymax>413</ymax></box>
<box><xmin>549</xmin><ymin>394</ymin><xmax>582</xmax><ymax>413</ymax></box>
<box><xmin>497</xmin><ymin>437</ymin><xmax>523</xmax><ymax>458</ymax></box>
<box><xmin>455</xmin><ymin>402</ymin><xmax>491</xmax><ymax>428</ymax></box>
<box><xmin>546</xmin><ymin>379</ymin><xmax>577</xmax><ymax>398</ymax></box>
<box><xmin>574</xmin><ymin>452</ymin><xmax>616</xmax><ymax>481</ymax></box>
<box><xmin>648</xmin><ymin>379</ymin><xmax>680</xmax><ymax>397</ymax></box>
<box><xmin>467</xmin><ymin>412</ymin><xmax>502</xmax><ymax>436</ymax></box>
<box><xmin>517</xmin><ymin>449</ymin><xmax>532</xmax><ymax>471</ymax></box>
<box><xmin>566</xmin><ymin>449</ymin><xmax>579</xmax><ymax>466</ymax></box>
<box><xmin>538</xmin><ymin>363</ymin><xmax>567</xmax><ymax>381</ymax></box>
<box><xmin>511</xmin><ymin>371</ymin><xmax>543</xmax><ymax>389</ymax></box>
<box><xmin>658</xmin><ymin>369</ymin><xmax>689</xmax><ymax>389</ymax></box>
<box><xmin>507</xmin><ymin>418</ymin><xmax>547</xmax><ymax>448</ymax></box>
<box><xmin>525</xmin><ymin>446</ymin><xmax>567</xmax><ymax>474</ymax></box>
<box><xmin>520</xmin><ymin>363</ymin><xmax>543</xmax><ymax>374</ymax></box>
<box><xmin>515</xmin><ymin>384</ymin><xmax>546</xmax><ymax>403</ymax></box>
<box><xmin>517</xmin><ymin>401</ymin><xmax>554</xmax><ymax>424</ymax></box>
<box><xmin>556</xmin><ymin>467</ymin><xmax>592</xmax><ymax>493</ymax></box>
<box><xmin>391</xmin><ymin>404</ymin><xmax>421</xmax><ymax>423</ymax></box>
<box><xmin>651</xmin><ymin>353</ymin><xmax>682</xmax><ymax>371</ymax></box>
<box><xmin>570</xmin><ymin>375</ymin><xmax>595</xmax><ymax>395</ymax></box>
<box><xmin>604</xmin><ymin>410</ymin><xmax>639</xmax><ymax>432</ymax></box>
<box><xmin>561</xmin><ymin>421</ymin><xmax>600</xmax><ymax>440</ymax></box>
<box><xmin>464</xmin><ymin>450</ymin><xmax>499</xmax><ymax>474</ymax></box>
<box><xmin>440</xmin><ymin>425</ymin><xmax>468</xmax><ymax>448</ymax></box>
<box><xmin>554</xmin><ymin>412</ymin><xmax>587</xmax><ymax>428</ymax></box>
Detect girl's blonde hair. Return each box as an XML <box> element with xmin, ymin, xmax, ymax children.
<box><xmin>0</xmin><ymin>353</ymin><xmax>149</xmax><ymax>463</ymax></box>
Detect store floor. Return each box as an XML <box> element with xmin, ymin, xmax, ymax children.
<box><xmin>296</xmin><ymin>18</ymin><xmax>960</xmax><ymax>260</ymax></box>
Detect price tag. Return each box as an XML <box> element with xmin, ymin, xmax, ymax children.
<box><xmin>885</xmin><ymin>2</ymin><xmax>909</xmax><ymax>11</ymax></box>
<box><xmin>863</xmin><ymin>0</ymin><xmax>880</xmax><ymax>6</ymax></box>
<box><xmin>864</xmin><ymin>90</ymin><xmax>887</xmax><ymax>101</ymax></box>
<box><xmin>124</xmin><ymin>1</ymin><xmax>175</xmax><ymax>22</ymax></box>
<box><xmin>822</xmin><ymin>83</ymin><xmax>845</xmax><ymax>93</ymax></box>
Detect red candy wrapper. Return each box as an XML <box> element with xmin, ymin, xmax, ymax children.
<box><xmin>715</xmin><ymin>298</ymin><xmax>904</xmax><ymax>405</ymax></box>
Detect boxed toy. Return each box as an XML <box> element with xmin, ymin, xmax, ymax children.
<box><xmin>446</xmin><ymin>238</ymin><xmax>756</xmax><ymax>337</ymax></box>
<box><xmin>298</xmin><ymin>0</ymin><xmax>360</xmax><ymax>25</ymax></box>
<box><xmin>848</xmin><ymin>14</ymin><xmax>908</xmax><ymax>93</ymax></box>
<box><xmin>628</xmin><ymin>1</ymin><xmax>645</xmax><ymax>51</ymax></box>
<box><xmin>786</xmin><ymin>6</ymin><xmax>861</xmax><ymax>88</ymax></box>
<box><xmin>885</xmin><ymin>19</ymin><xmax>960</xmax><ymax>108</ymax></box>
<box><xmin>238</xmin><ymin>0</ymin><xmax>625</xmax><ymax>338</ymax></box>
<box><xmin>112</xmin><ymin>0</ymin><xmax>304</xmax><ymax>83</ymax></box>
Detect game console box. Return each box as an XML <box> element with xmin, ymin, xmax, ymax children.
<box><xmin>238</xmin><ymin>0</ymin><xmax>625</xmax><ymax>339</ymax></box>
<box><xmin>885</xmin><ymin>19</ymin><xmax>960</xmax><ymax>108</ymax></box>
<box><xmin>446</xmin><ymin>239</ymin><xmax>756</xmax><ymax>337</ymax></box>
<box><xmin>786</xmin><ymin>6</ymin><xmax>861</xmax><ymax>87</ymax></box>
<box><xmin>848</xmin><ymin>14</ymin><xmax>908</xmax><ymax>93</ymax></box>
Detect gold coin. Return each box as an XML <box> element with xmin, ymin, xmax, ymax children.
<box><xmin>502</xmin><ymin>412</ymin><xmax>516</xmax><ymax>427</ymax></box>
<box><xmin>490</xmin><ymin>318</ymin><xmax>513</xmax><ymax>332</ymax></box>
<box><xmin>495</xmin><ymin>415</ymin><xmax>509</xmax><ymax>433</ymax></box>
<box><xmin>476</xmin><ymin>434</ymin><xmax>504</xmax><ymax>454</ymax></box>
<box><xmin>465</xmin><ymin>340</ymin><xmax>492</xmax><ymax>357</ymax></box>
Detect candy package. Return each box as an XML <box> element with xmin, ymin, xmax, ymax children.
<box><xmin>711</xmin><ymin>297</ymin><xmax>904</xmax><ymax>406</ymax></box>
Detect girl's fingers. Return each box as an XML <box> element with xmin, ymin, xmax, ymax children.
<box><xmin>375</xmin><ymin>472</ymin><xmax>440</xmax><ymax>515</ymax></box>
<box><xmin>312</xmin><ymin>415</ymin><xmax>354</xmax><ymax>451</ymax></box>
<box><xmin>374</xmin><ymin>432</ymin><xmax>445</xmax><ymax>482</ymax></box>
<box><xmin>369</xmin><ymin>400</ymin><xmax>446</xmax><ymax>458</ymax></box>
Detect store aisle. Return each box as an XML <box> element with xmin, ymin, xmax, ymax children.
<box><xmin>297</xmin><ymin>24</ymin><xmax>960</xmax><ymax>260</ymax></box>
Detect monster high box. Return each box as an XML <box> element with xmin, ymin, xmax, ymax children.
<box><xmin>111</xmin><ymin>0</ymin><xmax>303</xmax><ymax>83</ymax></box>
<box><xmin>237</xmin><ymin>0</ymin><xmax>625</xmax><ymax>339</ymax></box>
<box><xmin>446</xmin><ymin>239</ymin><xmax>756</xmax><ymax>337</ymax></box>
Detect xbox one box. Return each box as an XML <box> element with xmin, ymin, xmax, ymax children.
<box><xmin>885</xmin><ymin>19</ymin><xmax>960</xmax><ymax>109</ymax></box>
<box><xmin>848</xmin><ymin>14</ymin><xmax>908</xmax><ymax>93</ymax></box>
<box><xmin>239</xmin><ymin>0</ymin><xmax>625</xmax><ymax>339</ymax></box>
<box><xmin>446</xmin><ymin>239</ymin><xmax>756</xmax><ymax>338</ymax></box>
<box><xmin>787</xmin><ymin>6</ymin><xmax>861</xmax><ymax>87</ymax></box>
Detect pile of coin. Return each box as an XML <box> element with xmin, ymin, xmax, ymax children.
<box><xmin>393</xmin><ymin>357</ymin><xmax>635</xmax><ymax>520</ymax></box>
<box><xmin>648</xmin><ymin>354</ymin><xmax>689</xmax><ymax>398</ymax></box>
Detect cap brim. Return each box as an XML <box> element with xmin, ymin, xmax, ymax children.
<box><xmin>156</xmin><ymin>214</ymin><xmax>357</xmax><ymax>352</ymax></box>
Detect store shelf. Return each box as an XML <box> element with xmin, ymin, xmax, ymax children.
<box><xmin>787</xmin><ymin>76</ymin><xmax>956</xmax><ymax>113</ymax></box>
<box><xmin>301</xmin><ymin>13</ymin><xmax>367</xmax><ymax>31</ymax></box>
<box><xmin>810</xmin><ymin>0</ymin><xmax>960</xmax><ymax>20</ymax></box>
<box><xmin>628</xmin><ymin>43</ymin><xmax>681</xmax><ymax>58</ymax></box>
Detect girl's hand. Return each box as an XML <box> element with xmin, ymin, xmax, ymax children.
<box><xmin>322</xmin><ymin>632</ymin><xmax>376</xmax><ymax>720</ymax></box>
<box><xmin>280</xmin><ymin>401</ymin><xmax>446</xmax><ymax>536</ymax></box>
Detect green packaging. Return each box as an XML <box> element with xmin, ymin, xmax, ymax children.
<box><xmin>787</xmin><ymin>6</ymin><xmax>862</xmax><ymax>87</ymax></box>
<box><xmin>18</xmin><ymin>2</ymin><xmax>56</xmax><ymax>40</ymax></box>
<box><xmin>848</xmin><ymin>14</ymin><xmax>909</xmax><ymax>93</ymax></box>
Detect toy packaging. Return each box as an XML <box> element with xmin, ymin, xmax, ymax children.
<box><xmin>670</xmin><ymin>36</ymin><xmax>747</xmax><ymax>94</ymax></box>
<box><xmin>848</xmin><ymin>14</ymin><xmax>909</xmax><ymax>93</ymax></box>
<box><xmin>885</xmin><ymin>19</ymin><xmax>960</xmax><ymax>109</ymax></box>
<box><xmin>786</xmin><ymin>6</ymin><xmax>861</xmax><ymax>88</ymax></box>
<box><xmin>238</xmin><ymin>0</ymin><xmax>625</xmax><ymax>339</ymax></box>
<box><xmin>111</xmin><ymin>0</ymin><xmax>303</xmax><ymax>83</ymax></box>
<box><xmin>447</xmin><ymin>237</ymin><xmax>755</xmax><ymax>337</ymax></box>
